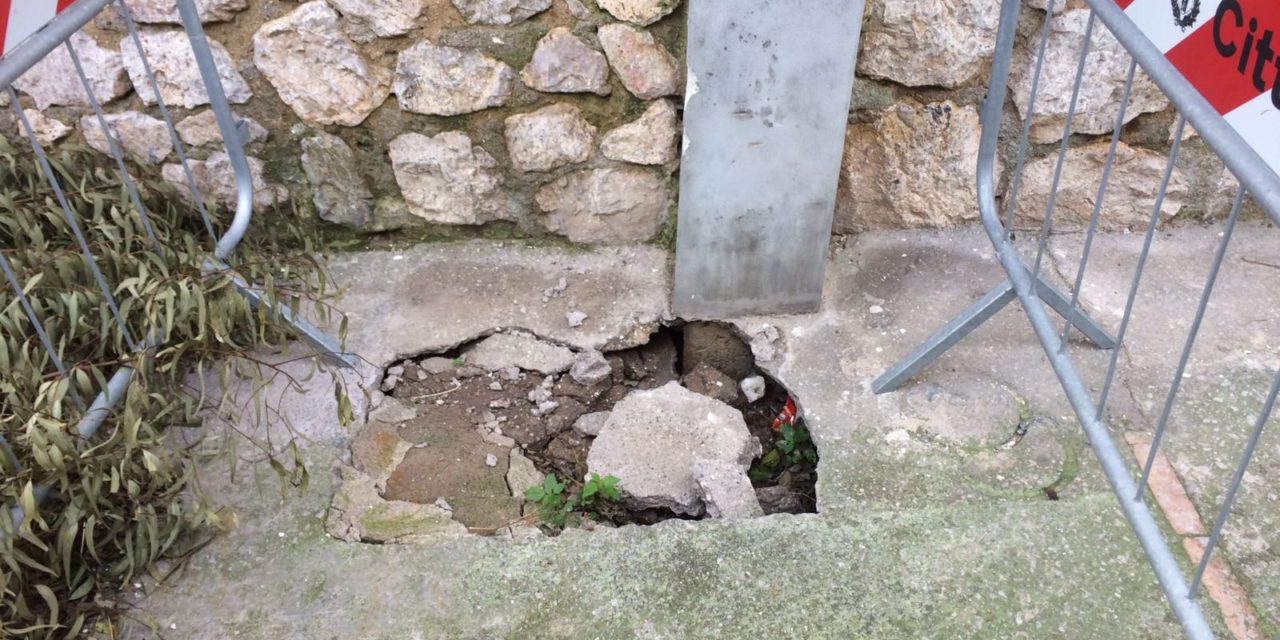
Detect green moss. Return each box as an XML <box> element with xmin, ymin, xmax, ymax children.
<box><xmin>851</xmin><ymin>77</ymin><xmax>897</xmax><ymax>112</ymax></box>
<box><xmin>651</xmin><ymin>201</ymin><xmax>679</xmax><ymax>252</ymax></box>
<box><xmin>300</xmin><ymin>573</ymin><xmax>327</xmax><ymax>607</ymax></box>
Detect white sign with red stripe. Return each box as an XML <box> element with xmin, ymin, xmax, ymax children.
<box><xmin>1116</xmin><ymin>0</ymin><xmax>1279</xmax><ymax>176</ymax></box>
<box><xmin>0</xmin><ymin>0</ymin><xmax>77</xmax><ymax>57</ymax></box>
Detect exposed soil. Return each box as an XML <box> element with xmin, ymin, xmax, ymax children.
<box><xmin>372</xmin><ymin>322</ymin><xmax>817</xmax><ymax>533</ymax></box>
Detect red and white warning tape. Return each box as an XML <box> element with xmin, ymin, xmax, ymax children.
<box><xmin>1115</xmin><ymin>0</ymin><xmax>1279</xmax><ymax>175</ymax></box>
<box><xmin>0</xmin><ymin>0</ymin><xmax>77</xmax><ymax>57</ymax></box>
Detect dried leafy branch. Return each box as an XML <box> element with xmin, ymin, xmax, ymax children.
<box><xmin>0</xmin><ymin>137</ymin><xmax>349</xmax><ymax>637</ymax></box>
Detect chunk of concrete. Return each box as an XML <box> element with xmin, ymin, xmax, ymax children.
<box><xmin>693</xmin><ymin>459</ymin><xmax>763</xmax><ymax>519</ymax></box>
<box><xmin>587</xmin><ymin>382</ymin><xmax>761</xmax><ymax>515</ymax></box>
<box><xmin>739</xmin><ymin>376</ymin><xmax>766</xmax><ymax>403</ymax></box>
<box><xmin>465</xmin><ymin>333</ymin><xmax>576</xmax><ymax>374</ymax></box>
<box><xmin>326</xmin><ymin>467</ymin><xmax>468</xmax><ymax>544</ymax></box>
<box><xmin>506</xmin><ymin>449</ymin><xmax>543</xmax><ymax>497</ymax></box>
<box><xmin>573</xmin><ymin>411</ymin><xmax>611</xmax><ymax>437</ymax></box>
<box><xmin>368</xmin><ymin>396</ymin><xmax>418</xmax><ymax>424</ymax></box>
<box><xmin>569</xmin><ymin>349</ymin><xmax>611</xmax><ymax>385</ymax></box>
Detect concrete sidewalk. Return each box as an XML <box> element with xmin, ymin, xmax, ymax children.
<box><xmin>122</xmin><ymin>226</ymin><xmax>1280</xmax><ymax>639</ymax></box>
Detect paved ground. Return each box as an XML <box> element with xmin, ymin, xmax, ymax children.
<box><xmin>119</xmin><ymin>226</ymin><xmax>1280</xmax><ymax>639</ymax></box>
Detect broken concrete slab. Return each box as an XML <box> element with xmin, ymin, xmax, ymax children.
<box><xmin>505</xmin><ymin>449</ymin><xmax>543</xmax><ymax>498</ymax></box>
<box><xmin>693</xmin><ymin>459</ymin><xmax>763</xmax><ymax>519</ymax></box>
<box><xmin>569</xmin><ymin>349</ymin><xmax>611</xmax><ymax>385</ymax></box>
<box><xmin>573</xmin><ymin>411</ymin><xmax>610</xmax><ymax>437</ymax></box>
<box><xmin>587</xmin><ymin>382</ymin><xmax>761</xmax><ymax>515</ymax></box>
<box><xmin>322</xmin><ymin>242</ymin><xmax>671</xmax><ymax>368</ymax></box>
<box><xmin>465</xmin><ymin>332</ymin><xmax>576</xmax><ymax>374</ymax></box>
<box><xmin>122</xmin><ymin>226</ymin><xmax>1257</xmax><ymax>639</ymax></box>
<box><xmin>327</xmin><ymin>466</ymin><xmax>469</xmax><ymax>544</ymax></box>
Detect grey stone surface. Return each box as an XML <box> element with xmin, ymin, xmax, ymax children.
<box><xmin>22</xmin><ymin>110</ymin><xmax>70</xmax><ymax>147</ymax></box>
<box><xmin>569</xmin><ymin>349</ymin><xmax>611</xmax><ymax>385</ymax></box>
<box><xmin>857</xmin><ymin>0</ymin><xmax>999</xmax><ymax>89</ymax></box>
<box><xmin>327</xmin><ymin>466</ymin><xmax>469</xmax><ymax>543</ymax></box>
<box><xmin>13</xmin><ymin>33</ymin><xmax>130</xmax><ymax>109</ymax></box>
<box><xmin>121</xmin><ymin>29</ymin><xmax>251</xmax><ymax>108</ymax></box>
<box><xmin>693</xmin><ymin>458</ymin><xmax>763</xmax><ymax>519</ymax></box>
<box><xmin>449</xmin><ymin>0</ymin><xmax>551</xmax><ymax>25</ymax></box>
<box><xmin>302</xmin><ymin>132</ymin><xmax>375</xmax><ymax>228</ymax></box>
<box><xmin>588</xmin><ymin>382</ymin><xmax>761</xmax><ymax>515</ymax></box>
<box><xmin>598</xmin><ymin>23</ymin><xmax>680</xmax><ymax>100</ymax></box>
<box><xmin>1010</xmin><ymin>8</ymin><xmax>1167</xmax><ymax>144</ymax></box>
<box><xmin>597</xmin><ymin>0</ymin><xmax>682</xmax><ymax>25</ymax></box>
<box><xmin>739</xmin><ymin>376</ymin><xmax>765</xmax><ymax>403</ymax></box>
<box><xmin>464</xmin><ymin>332</ymin><xmax>576</xmax><ymax>374</ymax></box>
<box><xmin>161</xmin><ymin>152</ymin><xmax>288</xmax><ymax>209</ymax></box>
<box><xmin>175</xmin><ymin>109</ymin><xmax>268</xmax><ymax>147</ymax></box>
<box><xmin>835</xmin><ymin>101</ymin><xmax>987</xmax><ymax>232</ymax></box>
<box><xmin>80</xmin><ymin>111</ymin><xmax>173</xmax><ymax>163</ymax></box>
<box><xmin>253</xmin><ymin>1</ymin><xmax>392</xmax><ymax>126</ymax></box>
<box><xmin>505</xmin><ymin>449</ymin><xmax>543</xmax><ymax>497</ymax></box>
<box><xmin>368</xmin><ymin>396</ymin><xmax>418</xmax><ymax>424</ymax></box>
<box><xmin>388</xmin><ymin>131</ymin><xmax>507</xmax><ymax>225</ymax></box>
<box><xmin>1013</xmin><ymin>141</ymin><xmax>1188</xmax><ymax>230</ymax></box>
<box><xmin>120</xmin><ymin>0</ymin><xmax>248</xmax><ymax>23</ymax></box>
<box><xmin>503</xmin><ymin>104</ymin><xmax>596</xmax><ymax>173</ymax></box>
<box><xmin>520</xmin><ymin>27</ymin><xmax>612</xmax><ymax>96</ymax></box>
<box><xmin>673</xmin><ymin>0</ymin><xmax>861</xmax><ymax>317</ymax></box>
<box><xmin>121</xmin><ymin>228</ymin><xmax>1271</xmax><ymax>639</ymax></box>
<box><xmin>572</xmin><ymin>411</ymin><xmax>611</xmax><ymax>436</ymax></box>
<box><xmin>394</xmin><ymin>41</ymin><xmax>514</xmax><ymax>116</ymax></box>
<box><xmin>328</xmin><ymin>0</ymin><xmax>424</xmax><ymax>38</ymax></box>
<box><xmin>601</xmin><ymin>99</ymin><xmax>680</xmax><ymax>165</ymax></box>
<box><xmin>323</xmin><ymin>242</ymin><xmax>670</xmax><ymax>369</ymax></box>
<box><xmin>535</xmin><ymin>167</ymin><xmax>669</xmax><ymax>244</ymax></box>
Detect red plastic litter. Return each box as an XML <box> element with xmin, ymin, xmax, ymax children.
<box><xmin>771</xmin><ymin>396</ymin><xmax>798</xmax><ymax>430</ymax></box>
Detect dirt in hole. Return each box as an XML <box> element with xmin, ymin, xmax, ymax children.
<box><xmin>371</xmin><ymin>322</ymin><xmax>817</xmax><ymax>534</ymax></box>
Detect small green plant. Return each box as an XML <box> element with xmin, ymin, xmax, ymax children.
<box><xmin>523</xmin><ymin>473</ymin><xmax>621</xmax><ymax>530</ymax></box>
<box><xmin>750</xmin><ymin>419</ymin><xmax>819</xmax><ymax>482</ymax></box>
<box><xmin>451</xmin><ymin>356</ymin><xmax>465</xmax><ymax>367</ymax></box>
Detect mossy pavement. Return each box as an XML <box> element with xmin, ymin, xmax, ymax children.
<box><xmin>118</xmin><ymin>226</ymin><xmax>1280</xmax><ymax>638</ymax></box>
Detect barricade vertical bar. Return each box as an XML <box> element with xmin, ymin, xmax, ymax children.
<box><xmin>115</xmin><ymin>0</ymin><xmax>217</xmax><ymax>242</ymax></box>
<box><xmin>1095</xmin><ymin>115</ymin><xmax>1188</xmax><ymax>420</ymax></box>
<box><xmin>1032</xmin><ymin>11</ymin><xmax>1095</xmax><ymax>278</ymax></box>
<box><xmin>1058</xmin><ymin>59</ymin><xmax>1136</xmax><ymax>351</ymax></box>
<box><xmin>1002</xmin><ymin>0</ymin><xmax>1057</xmax><ymax>241</ymax></box>
<box><xmin>9</xmin><ymin>88</ymin><xmax>139</xmax><ymax>353</ymax></box>
<box><xmin>172</xmin><ymin>0</ymin><xmax>251</xmax><ymax>261</ymax></box>
<box><xmin>1190</xmin><ymin>364</ymin><xmax>1280</xmax><ymax>597</ymax></box>
<box><xmin>972</xmin><ymin>2</ymin><xmax>1213</xmax><ymax>634</ymax></box>
<box><xmin>1136</xmin><ymin>186</ymin><xmax>1245</xmax><ymax>500</ymax></box>
<box><xmin>65</xmin><ymin>38</ymin><xmax>157</xmax><ymax>248</ymax></box>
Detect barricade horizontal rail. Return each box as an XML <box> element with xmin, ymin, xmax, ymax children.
<box><xmin>0</xmin><ymin>0</ymin><xmax>353</xmax><ymax>535</ymax></box>
<box><xmin>876</xmin><ymin>0</ymin><xmax>1280</xmax><ymax>637</ymax></box>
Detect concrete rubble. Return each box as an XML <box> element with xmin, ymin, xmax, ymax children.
<box><xmin>587</xmin><ymin>382</ymin><xmax>762</xmax><ymax>516</ymax></box>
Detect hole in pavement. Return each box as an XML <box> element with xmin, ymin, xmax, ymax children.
<box><xmin>368</xmin><ymin>322</ymin><xmax>818</xmax><ymax>536</ymax></box>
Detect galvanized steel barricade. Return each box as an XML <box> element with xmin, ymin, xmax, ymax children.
<box><xmin>874</xmin><ymin>0</ymin><xmax>1280</xmax><ymax>637</ymax></box>
<box><xmin>0</xmin><ymin>0</ymin><xmax>352</xmax><ymax>532</ymax></box>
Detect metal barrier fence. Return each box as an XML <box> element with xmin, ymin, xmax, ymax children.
<box><xmin>875</xmin><ymin>0</ymin><xmax>1280</xmax><ymax>637</ymax></box>
<box><xmin>0</xmin><ymin>0</ymin><xmax>351</xmax><ymax>533</ymax></box>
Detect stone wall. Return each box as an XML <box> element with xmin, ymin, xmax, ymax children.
<box><xmin>4</xmin><ymin>0</ymin><xmax>684</xmax><ymax>244</ymax></box>
<box><xmin>836</xmin><ymin>0</ymin><xmax>1245</xmax><ymax>235</ymax></box>
<box><xmin>3</xmin><ymin>0</ymin><xmax>1245</xmax><ymax>247</ymax></box>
